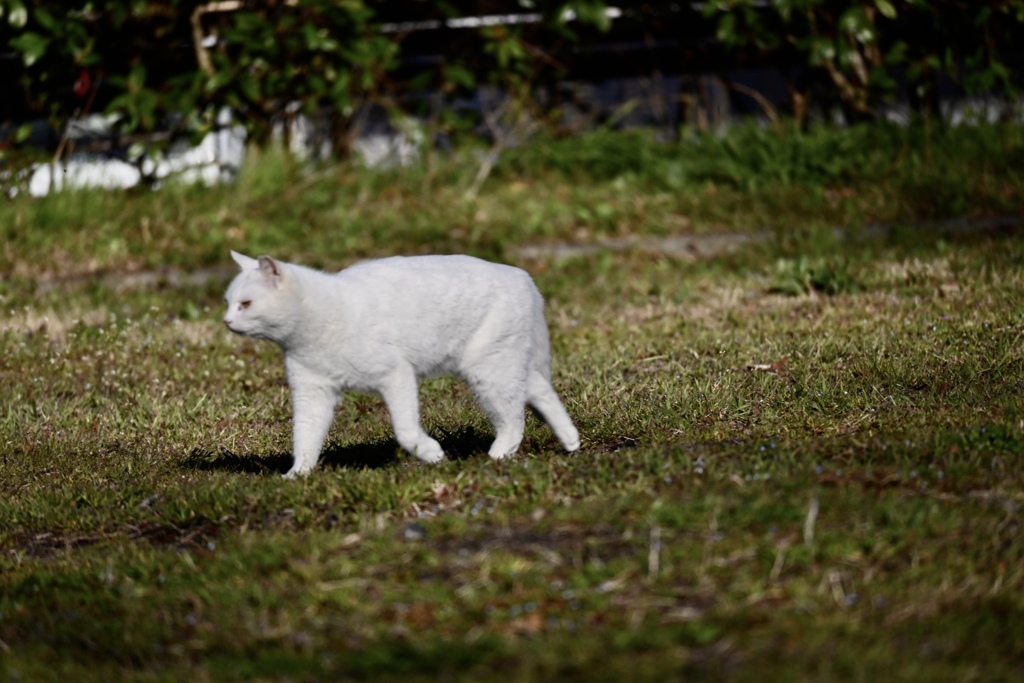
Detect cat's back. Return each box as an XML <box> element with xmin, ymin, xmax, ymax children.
<box><xmin>307</xmin><ymin>254</ymin><xmax>548</xmax><ymax>375</ymax></box>
<box><xmin>333</xmin><ymin>255</ymin><xmax>540</xmax><ymax>346</ymax></box>
<box><xmin>338</xmin><ymin>254</ymin><xmax>533</xmax><ymax>292</ymax></box>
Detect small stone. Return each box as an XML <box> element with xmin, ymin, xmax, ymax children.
<box><xmin>402</xmin><ymin>522</ymin><xmax>428</xmax><ymax>542</ymax></box>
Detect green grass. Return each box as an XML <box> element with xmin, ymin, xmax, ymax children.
<box><xmin>2</xmin><ymin>123</ymin><xmax>1024</xmax><ymax>681</ymax></box>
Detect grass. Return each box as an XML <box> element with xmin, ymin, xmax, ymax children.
<box><xmin>2</xmin><ymin>122</ymin><xmax>1024</xmax><ymax>681</ymax></box>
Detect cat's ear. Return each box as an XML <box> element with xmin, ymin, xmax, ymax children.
<box><xmin>258</xmin><ymin>255</ymin><xmax>284</xmax><ymax>287</ymax></box>
<box><xmin>231</xmin><ymin>250</ymin><xmax>259</xmax><ymax>271</ymax></box>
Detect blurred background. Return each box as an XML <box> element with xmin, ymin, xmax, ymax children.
<box><xmin>2</xmin><ymin>1</ymin><xmax>1022</xmax><ymax>195</ymax></box>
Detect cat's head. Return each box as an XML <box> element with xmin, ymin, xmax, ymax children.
<box><xmin>223</xmin><ymin>251</ymin><xmax>298</xmax><ymax>344</ymax></box>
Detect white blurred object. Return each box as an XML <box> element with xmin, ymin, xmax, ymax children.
<box><xmin>24</xmin><ymin>109</ymin><xmax>246</xmax><ymax>197</ymax></box>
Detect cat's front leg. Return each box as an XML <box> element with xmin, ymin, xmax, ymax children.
<box><xmin>286</xmin><ymin>381</ymin><xmax>338</xmax><ymax>478</ymax></box>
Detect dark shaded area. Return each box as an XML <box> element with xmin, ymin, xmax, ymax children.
<box><xmin>183</xmin><ymin>446</ymin><xmax>294</xmax><ymax>475</ymax></box>
<box><xmin>183</xmin><ymin>426</ymin><xmax>496</xmax><ymax>475</ymax></box>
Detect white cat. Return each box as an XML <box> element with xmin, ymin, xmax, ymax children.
<box><xmin>223</xmin><ymin>251</ymin><xmax>580</xmax><ymax>477</ymax></box>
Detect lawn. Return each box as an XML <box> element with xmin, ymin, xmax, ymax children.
<box><xmin>2</xmin><ymin>123</ymin><xmax>1023</xmax><ymax>681</ymax></box>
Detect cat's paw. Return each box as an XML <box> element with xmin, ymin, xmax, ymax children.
<box><xmin>414</xmin><ymin>440</ymin><xmax>445</xmax><ymax>464</ymax></box>
<box><xmin>283</xmin><ymin>462</ymin><xmax>316</xmax><ymax>478</ymax></box>
<box><xmin>558</xmin><ymin>425</ymin><xmax>581</xmax><ymax>452</ymax></box>
<box><xmin>487</xmin><ymin>442</ymin><xmax>521</xmax><ymax>460</ymax></box>
<box><xmin>487</xmin><ymin>450</ymin><xmax>514</xmax><ymax>460</ymax></box>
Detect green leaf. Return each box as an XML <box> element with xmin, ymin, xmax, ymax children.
<box><xmin>809</xmin><ymin>38</ymin><xmax>837</xmax><ymax>66</ymax></box>
<box><xmin>104</xmin><ymin>93</ymin><xmax>132</xmax><ymax>119</ymax></box>
<box><xmin>839</xmin><ymin>7</ymin><xmax>874</xmax><ymax>43</ymax></box>
<box><xmin>494</xmin><ymin>35</ymin><xmax>525</xmax><ymax>69</ymax></box>
<box><xmin>566</xmin><ymin>0</ymin><xmax>613</xmax><ymax>31</ymax></box>
<box><xmin>407</xmin><ymin>71</ymin><xmax>434</xmax><ymax>92</ymax></box>
<box><xmin>870</xmin><ymin>66</ymin><xmax>896</xmax><ymax>94</ymax></box>
<box><xmin>307</xmin><ymin>74</ymin><xmax>327</xmax><ymax>97</ymax></box>
<box><xmin>443</xmin><ymin>64</ymin><xmax>475</xmax><ymax>89</ymax></box>
<box><xmin>716</xmin><ymin>13</ymin><xmax>737</xmax><ymax>44</ymax></box>
<box><xmin>875</xmin><ymin>0</ymin><xmax>897</xmax><ymax>20</ymax></box>
<box><xmin>205</xmin><ymin>70</ymin><xmax>235</xmax><ymax>93</ymax></box>
<box><xmin>302</xmin><ymin>23</ymin><xmax>321</xmax><ymax>51</ymax></box>
<box><xmin>128</xmin><ymin>63</ymin><xmax>147</xmax><ymax>92</ymax></box>
<box><xmin>233</xmin><ymin>11</ymin><xmax>262</xmax><ymax>33</ymax></box>
<box><xmin>34</xmin><ymin>6</ymin><xmax>57</xmax><ymax>31</ymax></box>
<box><xmin>239</xmin><ymin>74</ymin><xmax>260</xmax><ymax>102</ymax></box>
<box><xmin>9</xmin><ymin>31</ymin><xmax>50</xmax><ymax>67</ymax></box>
<box><xmin>14</xmin><ymin>123</ymin><xmax>34</xmax><ymax>143</ymax></box>
<box><xmin>885</xmin><ymin>40</ymin><xmax>908</xmax><ymax>65</ymax></box>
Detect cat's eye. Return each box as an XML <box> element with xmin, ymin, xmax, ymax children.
<box><xmin>240</xmin><ymin>300</ymin><xmax>252</xmax><ymax>309</ymax></box>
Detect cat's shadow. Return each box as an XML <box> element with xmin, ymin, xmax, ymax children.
<box><xmin>185</xmin><ymin>427</ymin><xmax>494</xmax><ymax>475</ymax></box>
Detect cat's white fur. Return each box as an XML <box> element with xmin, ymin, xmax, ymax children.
<box><xmin>223</xmin><ymin>251</ymin><xmax>580</xmax><ymax>477</ymax></box>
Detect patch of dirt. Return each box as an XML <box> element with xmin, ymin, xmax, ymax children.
<box><xmin>512</xmin><ymin>214</ymin><xmax>1023</xmax><ymax>261</ymax></box>
<box><xmin>4</xmin><ymin>518</ymin><xmax>219</xmax><ymax>559</ymax></box>
<box><xmin>514</xmin><ymin>232</ymin><xmax>757</xmax><ymax>261</ymax></box>
<box><xmin>32</xmin><ymin>264</ymin><xmax>235</xmax><ymax>295</ymax></box>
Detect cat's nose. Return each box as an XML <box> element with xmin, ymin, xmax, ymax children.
<box><xmin>223</xmin><ymin>318</ymin><xmax>233</xmax><ymax>329</ymax></box>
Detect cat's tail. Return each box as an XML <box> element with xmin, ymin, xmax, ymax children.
<box><xmin>527</xmin><ymin>371</ymin><xmax>581</xmax><ymax>452</ymax></box>
<box><xmin>528</xmin><ymin>288</ymin><xmax>580</xmax><ymax>453</ymax></box>
<box><xmin>529</xmin><ymin>287</ymin><xmax>553</xmax><ymax>379</ymax></box>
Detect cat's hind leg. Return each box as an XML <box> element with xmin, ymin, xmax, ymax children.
<box><xmin>465</xmin><ymin>367</ymin><xmax>528</xmax><ymax>460</ymax></box>
<box><xmin>380</xmin><ymin>365</ymin><xmax>445</xmax><ymax>464</ymax></box>
<box><xmin>527</xmin><ymin>371</ymin><xmax>580</xmax><ymax>452</ymax></box>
